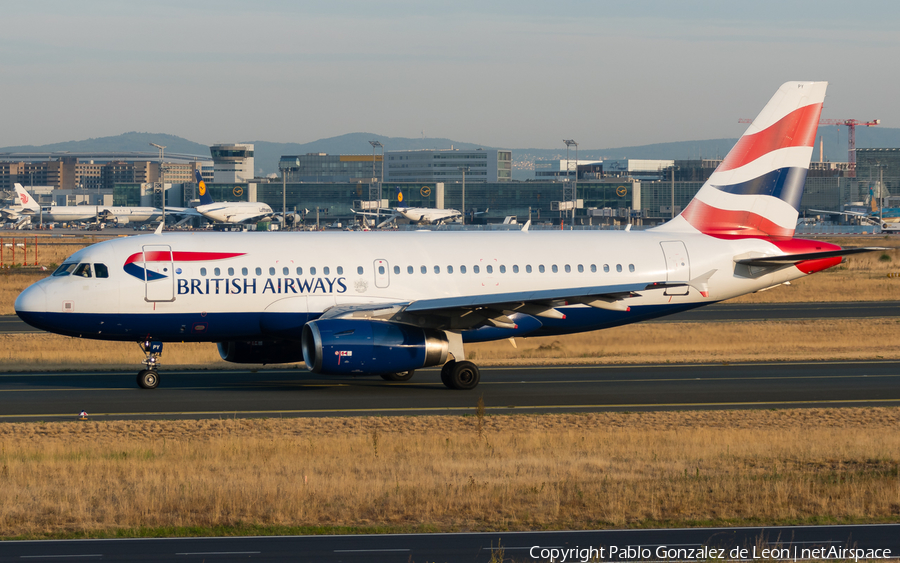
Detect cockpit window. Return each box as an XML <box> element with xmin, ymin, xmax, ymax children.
<box><xmin>73</xmin><ymin>263</ymin><xmax>92</xmax><ymax>278</ymax></box>
<box><xmin>52</xmin><ymin>263</ymin><xmax>78</xmax><ymax>277</ymax></box>
<box><xmin>94</xmin><ymin>263</ymin><xmax>109</xmax><ymax>278</ymax></box>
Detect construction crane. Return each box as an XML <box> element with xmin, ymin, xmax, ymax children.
<box><xmin>737</xmin><ymin>117</ymin><xmax>880</xmax><ymax>177</ymax></box>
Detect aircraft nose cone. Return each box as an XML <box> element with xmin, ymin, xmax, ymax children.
<box><xmin>15</xmin><ymin>283</ymin><xmax>47</xmax><ymax>316</ymax></box>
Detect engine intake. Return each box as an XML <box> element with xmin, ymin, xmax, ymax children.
<box><xmin>301</xmin><ymin>319</ymin><xmax>449</xmax><ymax>375</ymax></box>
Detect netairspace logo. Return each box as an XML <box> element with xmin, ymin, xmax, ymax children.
<box><xmin>528</xmin><ymin>544</ymin><xmax>893</xmax><ymax>562</ymax></box>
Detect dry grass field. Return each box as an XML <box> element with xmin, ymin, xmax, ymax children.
<box><xmin>2</xmin><ymin>317</ymin><xmax>899</xmax><ymax>371</ymax></box>
<box><xmin>1</xmin><ymin>409</ymin><xmax>899</xmax><ymax>538</ymax></box>
<box><xmin>2</xmin><ymin>235</ymin><xmax>900</xmax><ymax>540</ymax></box>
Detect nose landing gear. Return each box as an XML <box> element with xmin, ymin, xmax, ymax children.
<box><xmin>137</xmin><ymin>340</ymin><xmax>163</xmax><ymax>389</ymax></box>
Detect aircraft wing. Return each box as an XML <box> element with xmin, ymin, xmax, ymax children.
<box><xmin>808</xmin><ymin>209</ymin><xmax>868</xmax><ymax>217</ymax></box>
<box><xmin>165</xmin><ymin>207</ymin><xmax>203</xmax><ymax>217</ymax></box>
<box><xmin>319</xmin><ymin>280</ymin><xmax>675</xmax><ymax>330</ymax></box>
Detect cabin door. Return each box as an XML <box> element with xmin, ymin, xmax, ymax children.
<box><xmin>143</xmin><ymin>245</ymin><xmax>175</xmax><ymax>302</ymax></box>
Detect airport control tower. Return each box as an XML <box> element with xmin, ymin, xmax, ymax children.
<box><xmin>210</xmin><ymin>143</ymin><xmax>254</xmax><ymax>183</ymax></box>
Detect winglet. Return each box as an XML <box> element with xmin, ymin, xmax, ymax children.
<box><xmin>521</xmin><ymin>219</ymin><xmax>531</xmax><ymax>232</ymax></box>
<box><xmin>154</xmin><ymin>221</ymin><xmax>164</xmax><ymax>235</ymax></box>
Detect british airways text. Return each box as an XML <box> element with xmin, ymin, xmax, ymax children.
<box><xmin>177</xmin><ymin>277</ymin><xmax>348</xmax><ymax>295</ymax></box>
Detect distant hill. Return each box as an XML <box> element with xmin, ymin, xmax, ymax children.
<box><xmin>0</xmin><ymin>132</ymin><xmax>209</xmax><ymax>158</ymax></box>
<box><xmin>3</xmin><ymin>126</ymin><xmax>899</xmax><ymax>180</ymax></box>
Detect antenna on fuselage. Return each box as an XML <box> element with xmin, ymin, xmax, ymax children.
<box><xmin>154</xmin><ymin>222</ymin><xmax>163</xmax><ymax>235</ymax></box>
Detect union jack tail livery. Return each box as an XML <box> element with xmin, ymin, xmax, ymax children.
<box><xmin>658</xmin><ymin>81</ymin><xmax>827</xmax><ymax>239</ymax></box>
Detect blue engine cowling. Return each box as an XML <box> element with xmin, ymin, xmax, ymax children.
<box><xmin>301</xmin><ymin>319</ymin><xmax>449</xmax><ymax>375</ymax></box>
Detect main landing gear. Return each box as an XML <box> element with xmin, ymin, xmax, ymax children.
<box><xmin>137</xmin><ymin>340</ymin><xmax>163</xmax><ymax>389</ymax></box>
<box><xmin>440</xmin><ymin>360</ymin><xmax>481</xmax><ymax>390</ymax></box>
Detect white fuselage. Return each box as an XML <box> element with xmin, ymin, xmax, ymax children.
<box><xmin>196</xmin><ymin>202</ymin><xmax>273</xmax><ymax>224</ymax></box>
<box><xmin>14</xmin><ymin>229</ymin><xmax>816</xmax><ymax>343</ymax></box>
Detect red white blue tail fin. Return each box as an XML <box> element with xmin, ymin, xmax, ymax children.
<box><xmin>656</xmin><ymin>81</ymin><xmax>827</xmax><ymax>239</ymax></box>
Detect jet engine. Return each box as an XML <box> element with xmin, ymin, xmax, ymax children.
<box><xmin>301</xmin><ymin>319</ymin><xmax>449</xmax><ymax>375</ymax></box>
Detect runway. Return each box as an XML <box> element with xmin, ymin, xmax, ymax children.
<box><xmin>3</xmin><ymin>300</ymin><xmax>900</xmax><ymax>334</ymax></box>
<box><xmin>2</xmin><ymin>524</ymin><xmax>898</xmax><ymax>562</ymax></box>
<box><xmin>2</xmin><ymin>360</ymin><xmax>900</xmax><ymax>422</ymax></box>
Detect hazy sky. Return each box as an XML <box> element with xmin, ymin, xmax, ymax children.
<box><xmin>3</xmin><ymin>0</ymin><xmax>898</xmax><ymax>149</ymax></box>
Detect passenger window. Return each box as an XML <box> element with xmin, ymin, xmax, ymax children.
<box><xmin>94</xmin><ymin>263</ymin><xmax>109</xmax><ymax>278</ymax></box>
<box><xmin>590</xmin><ymin>265</ymin><xmax>597</xmax><ymax>273</ymax></box>
<box><xmin>52</xmin><ymin>263</ymin><xmax>78</xmax><ymax>276</ymax></box>
<box><xmin>283</xmin><ymin>267</ymin><xmax>289</xmax><ymax>275</ymax></box>
<box><xmin>551</xmin><ymin>265</ymin><xmax>558</xmax><ymax>273</ymax></box>
<box><xmin>297</xmin><ymin>267</ymin><xmax>303</xmax><ymax>275</ymax></box>
<box><xmin>603</xmin><ymin>264</ymin><xmax>609</xmax><ymax>273</ymax></box>
<box><xmin>228</xmin><ymin>267</ymin><xmax>235</xmax><ymax>276</ymax></box>
<box><xmin>448</xmin><ymin>265</ymin><xmax>454</xmax><ymax>274</ymax></box>
<box><xmin>473</xmin><ymin>265</ymin><xmax>480</xmax><ymax>274</ymax></box>
<box><xmin>255</xmin><ymin>267</ymin><xmax>262</xmax><ymax>276</ymax></box>
<box><xmin>629</xmin><ymin>264</ymin><xmax>635</xmax><ymax>272</ymax></box>
<box><xmin>214</xmin><ymin>267</ymin><xmax>221</xmax><ymax>276</ymax></box>
<box><xmin>486</xmin><ymin>265</ymin><xmax>493</xmax><ymax>274</ymax></box>
<box><xmin>616</xmin><ymin>264</ymin><xmax>623</xmax><ymax>273</ymax></box>
<box><xmin>357</xmin><ymin>266</ymin><xmax>363</xmax><ymax>275</ymax></box>
<box><xmin>460</xmin><ymin>265</ymin><xmax>467</xmax><ymax>274</ymax></box>
<box><xmin>565</xmin><ymin>265</ymin><xmax>571</xmax><ymax>273</ymax></box>
<box><xmin>337</xmin><ymin>266</ymin><xmax>343</xmax><ymax>275</ymax></box>
<box><xmin>539</xmin><ymin>265</ymin><xmax>545</xmax><ymax>273</ymax></box>
<box><xmin>434</xmin><ymin>265</ymin><xmax>440</xmax><ymax>274</ymax></box>
<box><xmin>394</xmin><ymin>265</ymin><xmax>400</xmax><ymax>274</ymax></box>
<box><xmin>577</xmin><ymin>265</ymin><xmax>584</xmax><ymax>273</ymax></box>
<box><xmin>378</xmin><ymin>265</ymin><xmax>385</xmax><ymax>275</ymax></box>
<box><xmin>268</xmin><ymin>267</ymin><xmax>275</xmax><ymax>275</ymax></box>
<box><xmin>421</xmin><ymin>265</ymin><xmax>427</xmax><ymax>274</ymax></box>
<box><xmin>323</xmin><ymin>267</ymin><xmax>330</xmax><ymax>275</ymax></box>
<box><xmin>310</xmin><ymin>267</ymin><xmax>317</xmax><ymax>275</ymax></box>
<box><xmin>243</xmin><ymin>267</ymin><xmax>249</xmax><ymax>276</ymax></box>
<box><xmin>526</xmin><ymin>265</ymin><xmax>532</xmax><ymax>273</ymax></box>
<box><xmin>407</xmin><ymin>265</ymin><xmax>414</xmax><ymax>274</ymax></box>
<box><xmin>499</xmin><ymin>265</ymin><xmax>506</xmax><ymax>273</ymax></box>
<box><xmin>74</xmin><ymin>264</ymin><xmax>92</xmax><ymax>278</ymax></box>
<box><xmin>513</xmin><ymin>265</ymin><xmax>519</xmax><ymax>273</ymax></box>
<box><xmin>200</xmin><ymin>267</ymin><xmax>208</xmax><ymax>276</ymax></box>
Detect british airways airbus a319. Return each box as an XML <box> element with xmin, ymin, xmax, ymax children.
<box><xmin>15</xmin><ymin>81</ymin><xmax>881</xmax><ymax>390</ymax></box>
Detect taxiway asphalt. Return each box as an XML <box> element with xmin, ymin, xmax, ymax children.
<box><xmin>2</xmin><ymin>360</ymin><xmax>900</xmax><ymax>422</ymax></box>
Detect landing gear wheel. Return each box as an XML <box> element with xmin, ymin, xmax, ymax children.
<box><xmin>380</xmin><ymin>370</ymin><xmax>415</xmax><ymax>382</ymax></box>
<box><xmin>137</xmin><ymin>369</ymin><xmax>159</xmax><ymax>389</ymax></box>
<box><xmin>442</xmin><ymin>360</ymin><xmax>480</xmax><ymax>390</ymax></box>
<box><xmin>440</xmin><ymin>361</ymin><xmax>456</xmax><ymax>387</ymax></box>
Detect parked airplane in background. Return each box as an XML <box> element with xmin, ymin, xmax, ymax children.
<box><xmin>10</xmin><ymin>184</ymin><xmax>199</xmax><ymax>226</ymax></box>
<box><xmin>16</xmin><ymin>81</ymin><xmax>883</xmax><ymax>391</ymax></box>
<box><xmin>1</xmin><ymin>184</ymin><xmax>41</xmax><ymax>226</ymax></box>
<box><xmin>194</xmin><ymin>171</ymin><xmax>273</xmax><ymax>224</ymax></box>
<box><xmin>353</xmin><ymin>206</ymin><xmax>488</xmax><ymax>228</ymax></box>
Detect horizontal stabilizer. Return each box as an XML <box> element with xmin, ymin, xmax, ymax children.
<box><xmin>735</xmin><ymin>247</ymin><xmax>887</xmax><ymax>268</ymax></box>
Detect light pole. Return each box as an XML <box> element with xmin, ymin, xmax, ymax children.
<box><xmin>369</xmin><ymin>141</ymin><xmax>384</xmax><ymax>227</ymax></box>
<box><xmin>368</xmin><ymin>140</ymin><xmax>384</xmax><ymax>181</ymax></box>
<box><xmin>458</xmin><ymin>166</ymin><xmax>469</xmax><ymax>226</ymax></box>
<box><xmin>279</xmin><ymin>158</ymin><xmax>298</xmax><ymax>231</ymax></box>
<box><xmin>150</xmin><ymin>143</ymin><xmax>166</xmax><ymax>228</ymax></box>
<box><xmin>564</xmin><ymin>139</ymin><xmax>578</xmax><ymax>222</ymax></box>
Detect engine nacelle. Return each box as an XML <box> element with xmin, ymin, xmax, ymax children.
<box><xmin>217</xmin><ymin>340</ymin><xmax>304</xmax><ymax>364</ymax></box>
<box><xmin>301</xmin><ymin>319</ymin><xmax>449</xmax><ymax>375</ymax></box>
